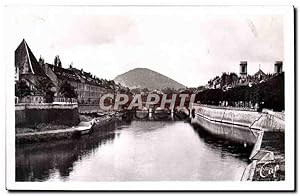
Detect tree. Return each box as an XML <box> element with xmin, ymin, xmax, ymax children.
<box><xmin>229</xmin><ymin>72</ymin><xmax>238</xmax><ymax>84</ymax></box>
<box><xmin>162</xmin><ymin>87</ymin><xmax>177</xmax><ymax>94</ymax></box>
<box><xmin>38</xmin><ymin>56</ymin><xmax>45</xmax><ymax>66</ymax></box>
<box><xmin>54</xmin><ymin>55</ymin><xmax>62</xmax><ymax>67</ymax></box>
<box><xmin>36</xmin><ymin>78</ymin><xmax>55</xmax><ymax>103</ymax></box>
<box><xmin>131</xmin><ymin>88</ymin><xmax>141</xmax><ymax>94</ymax></box>
<box><xmin>59</xmin><ymin>80</ymin><xmax>77</xmax><ymax>100</ymax></box>
<box><xmin>15</xmin><ymin>80</ymin><xmax>32</xmax><ymax>99</ymax></box>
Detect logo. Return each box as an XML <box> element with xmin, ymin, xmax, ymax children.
<box><xmin>259</xmin><ymin>161</ymin><xmax>280</xmax><ymax>178</ymax></box>
<box><xmin>99</xmin><ymin>93</ymin><xmax>196</xmax><ymax>110</ymax></box>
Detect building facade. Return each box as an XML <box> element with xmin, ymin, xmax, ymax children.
<box><xmin>15</xmin><ymin>39</ymin><xmax>51</xmax><ymax>103</ymax></box>
<box><xmin>15</xmin><ymin>39</ymin><xmax>114</xmax><ymax>105</ymax></box>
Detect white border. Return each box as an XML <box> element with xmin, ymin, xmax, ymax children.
<box><xmin>5</xmin><ymin>5</ymin><xmax>295</xmax><ymax>191</ymax></box>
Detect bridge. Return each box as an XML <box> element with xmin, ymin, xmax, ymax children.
<box><xmin>78</xmin><ymin>102</ymin><xmax>193</xmax><ymax>121</ymax></box>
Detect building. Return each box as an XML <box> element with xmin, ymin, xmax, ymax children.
<box><xmin>274</xmin><ymin>61</ymin><xmax>283</xmax><ymax>74</ymax></box>
<box><xmin>205</xmin><ymin>61</ymin><xmax>280</xmax><ymax>91</ymax></box>
<box><xmin>239</xmin><ymin>61</ymin><xmax>247</xmax><ymax>78</ymax></box>
<box><xmin>15</xmin><ymin>39</ymin><xmax>116</xmax><ymax>105</ymax></box>
<box><xmin>42</xmin><ymin>63</ymin><xmax>82</xmax><ymax>98</ymax></box>
<box><xmin>41</xmin><ymin>63</ymin><xmax>110</xmax><ymax>104</ymax></box>
<box><xmin>15</xmin><ymin>39</ymin><xmax>51</xmax><ymax>103</ymax></box>
<box><xmin>253</xmin><ymin>69</ymin><xmax>267</xmax><ymax>82</ymax></box>
<box><xmin>71</xmin><ymin>68</ymin><xmax>109</xmax><ymax>104</ymax></box>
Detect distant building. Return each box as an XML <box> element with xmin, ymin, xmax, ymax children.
<box><xmin>207</xmin><ymin>76</ymin><xmax>222</xmax><ymax>89</ymax></box>
<box><xmin>274</xmin><ymin>61</ymin><xmax>283</xmax><ymax>74</ymax></box>
<box><xmin>239</xmin><ymin>61</ymin><xmax>247</xmax><ymax>78</ymax></box>
<box><xmin>71</xmin><ymin>68</ymin><xmax>109</xmax><ymax>104</ymax></box>
<box><xmin>253</xmin><ymin>69</ymin><xmax>267</xmax><ymax>82</ymax></box>
<box><xmin>205</xmin><ymin>60</ymin><xmax>281</xmax><ymax>91</ymax></box>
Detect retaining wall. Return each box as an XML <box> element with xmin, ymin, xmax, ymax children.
<box><xmin>193</xmin><ymin>105</ymin><xmax>284</xmax><ymax>132</ymax></box>
<box><xmin>15</xmin><ymin>103</ymin><xmax>80</xmax><ymax>127</ymax></box>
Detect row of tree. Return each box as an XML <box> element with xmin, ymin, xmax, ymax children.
<box><xmin>15</xmin><ymin>78</ymin><xmax>77</xmax><ymax>103</ymax></box>
<box><xmin>195</xmin><ymin>73</ymin><xmax>284</xmax><ymax>111</ymax></box>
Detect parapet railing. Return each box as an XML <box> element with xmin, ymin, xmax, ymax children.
<box><xmin>194</xmin><ymin>103</ymin><xmax>256</xmax><ymax>112</ymax></box>
<box><xmin>15</xmin><ymin>102</ymin><xmax>78</xmax><ymax>110</ymax></box>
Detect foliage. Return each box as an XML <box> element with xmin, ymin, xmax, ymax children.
<box><xmin>131</xmin><ymin>88</ymin><xmax>141</xmax><ymax>94</ymax></box>
<box><xmin>195</xmin><ymin>73</ymin><xmax>284</xmax><ymax>111</ymax></box>
<box><xmin>59</xmin><ymin>80</ymin><xmax>77</xmax><ymax>99</ymax></box>
<box><xmin>161</xmin><ymin>87</ymin><xmax>178</xmax><ymax>94</ymax></box>
<box><xmin>15</xmin><ymin>80</ymin><xmax>32</xmax><ymax>98</ymax></box>
<box><xmin>36</xmin><ymin>78</ymin><xmax>55</xmax><ymax>103</ymax></box>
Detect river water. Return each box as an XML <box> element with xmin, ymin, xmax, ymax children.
<box><xmin>16</xmin><ymin>120</ymin><xmax>253</xmax><ymax>181</ymax></box>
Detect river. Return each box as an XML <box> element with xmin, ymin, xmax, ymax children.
<box><xmin>16</xmin><ymin>120</ymin><xmax>253</xmax><ymax>181</ymax></box>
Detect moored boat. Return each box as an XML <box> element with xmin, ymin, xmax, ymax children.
<box><xmin>74</xmin><ymin>119</ymin><xmax>96</xmax><ymax>135</ymax></box>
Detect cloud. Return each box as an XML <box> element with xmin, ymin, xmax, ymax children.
<box><xmin>56</xmin><ymin>15</ymin><xmax>134</xmax><ymax>47</ymax></box>
<box><xmin>7</xmin><ymin>7</ymin><xmax>284</xmax><ymax>87</ymax></box>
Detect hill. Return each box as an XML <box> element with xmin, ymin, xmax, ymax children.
<box><xmin>114</xmin><ymin>68</ymin><xmax>186</xmax><ymax>90</ymax></box>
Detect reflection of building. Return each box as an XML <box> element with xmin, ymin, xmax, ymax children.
<box><xmin>274</xmin><ymin>61</ymin><xmax>283</xmax><ymax>74</ymax></box>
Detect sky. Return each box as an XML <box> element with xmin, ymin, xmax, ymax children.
<box><xmin>6</xmin><ymin>6</ymin><xmax>284</xmax><ymax>87</ymax></box>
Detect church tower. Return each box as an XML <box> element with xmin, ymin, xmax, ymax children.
<box><xmin>239</xmin><ymin>61</ymin><xmax>247</xmax><ymax>78</ymax></box>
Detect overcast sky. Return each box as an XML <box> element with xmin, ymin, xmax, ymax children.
<box><xmin>6</xmin><ymin>6</ymin><xmax>284</xmax><ymax>87</ymax></box>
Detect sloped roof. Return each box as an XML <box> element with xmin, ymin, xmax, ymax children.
<box><xmin>253</xmin><ymin>69</ymin><xmax>267</xmax><ymax>78</ymax></box>
<box><xmin>71</xmin><ymin>68</ymin><xmax>101</xmax><ymax>86</ymax></box>
<box><xmin>46</xmin><ymin>63</ymin><xmax>81</xmax><ymax>83</ymax></box>
<box><xmin>15</xmin><ymin>39</ymin><xmax>47</xmax><ymax>77</ymax></box>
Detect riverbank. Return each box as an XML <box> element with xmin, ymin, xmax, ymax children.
<box><xmin>193</xmin><ymin>104</ymin><xmax>284</xmax><ymax>132</ymax></box>
<box><xmin>16</xmin><ymin>113</ymin><xmax>122</xmax><ymax>144</ymax></box>
<box><xmin>191</xmin><ymin>104</ymin><xmax>285</xmax><ymax>181</ymax></box>
<box><xmin>15</xmin><ymin>103</ymin><xmax>79</xmax><ymax>127</ymax></box>
<box><xmin>240</xmin><ymin>131</ymin><xmax>285</xmax><ymax>181</ymax></box>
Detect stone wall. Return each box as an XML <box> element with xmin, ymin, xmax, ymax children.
<box><xmin>78</xmin><ymin>104</ymin><xmax>103</xmax><ymax>114</ymax></box>
<box><xmin>15</xmin><ymin>103</ymin><xmax>80</xmax><ymax>127</ymax></box>
<box><xmin>193</xmin><ymin>104</ymin><xmax>284</xmax><ymax>132</ymax></box>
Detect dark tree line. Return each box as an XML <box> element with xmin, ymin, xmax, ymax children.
<box><xmin>15</xmin><ymin>79</ymin><xmax>78</xmax><ymax>103</ymax></box>
<box><xmin>59</xmin><ymin>80</ymin><xmax>77</xmax><ymax>99</ymax></box>
<box><xmin>195</xmin><ymin>73</ymin><xmax>284</xmax><ymax>111</ymax></box>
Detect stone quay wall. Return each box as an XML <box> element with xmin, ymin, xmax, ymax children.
<box><xmin>193</xmin><ymin>104</ymin><xmax>284</xmax><ymax>132</ymax></box>
<box><xmin>15</xmin><ymin>103</ymin><xmax>80</xmax><ymax>127</ymax></box>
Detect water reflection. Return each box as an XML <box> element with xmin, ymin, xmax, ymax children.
<box><xmin>191</xmin><ymin>123</ymin><xmax>253</xmax><ymax>162</ymax></box>
<box><xmin>16</xmin><ymin>120</ymin><xmax>128</xmax><ymax>181</ymax></box>
<box><xmin>191</xmin><ymin>114</ymin><xmax>257</xmax><ymax>145</ymax></box>
<box><xmin>16</xmin><ymin>120</ymin><xmax>252</xmax><ymax>181</ymax></box>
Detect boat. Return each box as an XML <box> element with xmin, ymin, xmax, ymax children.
<box><xmin>74</xmin><ymin>119</ymin><xmax>96</xmax><ymax>135</ymax></box>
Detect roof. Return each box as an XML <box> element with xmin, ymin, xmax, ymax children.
<box><xmin>21</xmin><ymin>78</ymin><xmax>44</xmax><ymax>96</ymax></box>
<box><xmin>15</xmin><ymin>39</ymin><xmax>47</xmax><ymax>77</ymax></box>
<box><xmin>46</xmin><ymin>63</ymin><xmax>81</xmax><ymax>83</ymax></box>
<box><xmin>71</xmin><ymin>68</ymin><xmax>101</xmax><ymax>86</ymax></box>
<box><xmin>253</xmin><ymin>69</ymin><xmax>267</xmax><ymax>78</ymax></box>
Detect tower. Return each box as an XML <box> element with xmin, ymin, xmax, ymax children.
<box><xmin>274</xmin><ymin>61</ymin><xmax>283</xmax><ymax>74</ymax></box>
<box><xmin>239</xmin><ymin>61</ymin><xmax>247</xmax><ymax>78</ymax></box>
